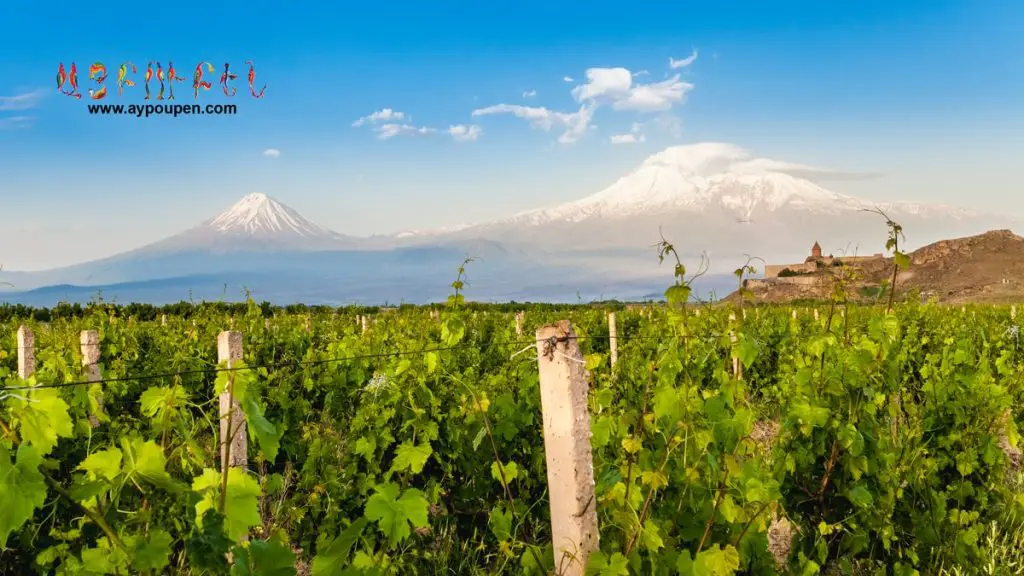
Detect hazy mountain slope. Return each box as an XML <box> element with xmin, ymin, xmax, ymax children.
<box><xmin>134</xmin><ymin>192</ymin><xmax>363</xmax><ymax>254</ymax></box>
<box><xmin>396</xmin><ymin>143</ymin><xmax>1012</xmax><ymax>268</ymax></box>
<box><xmin>2</xmin><ymin>143</ymin><xmax>1017</xmax><ymax>305</ymax></box>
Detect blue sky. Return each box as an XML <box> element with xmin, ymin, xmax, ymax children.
<box><xmin>2</xmin><ymin>0</ymin><xmax>1023</xmax><ymax>269</ymax></box>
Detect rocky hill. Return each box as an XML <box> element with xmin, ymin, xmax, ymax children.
<box><xmin>731</xmin><ymin>229</ymin><xmax>1024</xmax><ymax>305</ymax></box>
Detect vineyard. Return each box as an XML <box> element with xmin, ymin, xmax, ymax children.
<box><xmin>1</xmin><ymin>283</ymin><xmax>1024</xmax><ymax>574</ymax></box>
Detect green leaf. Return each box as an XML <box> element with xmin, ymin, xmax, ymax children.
<box><xmin>440</xmin><ymin>318</ymin><xmax>465</xmax><ymax>346</ymax></box>
<box><xmin>489</xmin><ymin>506</ymin><xmax>513</xmax><ymax>541</ymax></box>
<box><xmin>894</xmin><ymin>252</ymin><xmax>910</xmax><ymax>270</ymax></box>
<box><xmin>79</xmin><ymin>448</ymin><xmax>123</xmax><ymax>482</ymax></box>
<box><xmin>491</xmin><ymin>461</ymin><xmax>519</xmax><ymax>487</ymax></box>
<box><xmin>390</xmin><ymin>441</ymin><xmax>432</xmax><ymax>475</ymax></box>
<box><xmin>364</xmin><ymin>482</ymin><xmax>430</xmax><ymax>546</ymax></box>
<box><xmin>622</xmin><ymin>436</ymin><xmax>642</xmax><ymax>454</ymax></box>
<box><xmin>354</xmin><ymin>437</ymin><xmax>375</xmax><ymax>461</ymax></box>
<box><xmin>653</xmin><ymin>385</ymin><xmax>682</xmax><ymax>422</ymax></box>
<box><xmin>0</xmin><ymin>444</ymin><xmax>47</xmax><ymax>548</ymax></box>
<box><xmin>425</xmin><ymin>352</ymin><xmax>438</xmax><ymax>374</ymax></box>
<box><xmin>241</xmin><ymin>394</ymin><xmax>283</xmax><ymax>462</ymax></box>
<box><xmin>847</xmin><ymin>485</ymin><xmax>874</xmax><ymax>509</ymax></box>
<box><xmin>139</xmin><ymin>385</ymin><xmax>188</xmax><ymax>432</ymax></box>
<box><xmin>10</xmin><ymin>387</ymin><xmax>73</xmax><ymax>457</ymax></box>
<box><xmin>231</xmin><ymin>538</ymin><xmax>298</xmax><ymax>576</ymax></box>
<box><xmin>129</xmin><ymin>529</ymin><xmax>174</xmax><ymax>572</ymax></box>
<box><xmin>587</xmin><ymin>551</ymin><xmax>630</xmax><ymax>575</ymax></box>
<box><xmin>472</xmin><ymin>426</ymin><xmax>487</xmax><ymax>452</ymax></box>
<box><xmin>837</xmin><ymin>423</ymin><xmax>865</xmax><ymax>458</ymax></box>
<box><xmin>640</xmin><ymin>520</ymin><xmax>664</xmax><ymax>552</ymax></box>
<box><xmin>736</xmin><ymin>336</ymin><xmax>758</xmax><ymax>370</ymax></box>
<box><xmin>121</xmin><ymin>437</ymin><xmax>176</xmax><ymax>489</ymax></box>
<box><xmin>192</xmin><ymin>468</ymin><xmax>262</xmax><ymax>542</ymax></box>
<box><xmin>311</xmin><ymin>518</ymin><xmax>367</xmax><ymax>576</ymax></box>
<box><xmin>693</xmin><ymin>544</ymin><xmax>741</xmax><ymax>576</ymax></box>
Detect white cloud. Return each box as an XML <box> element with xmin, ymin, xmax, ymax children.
<box><xmin>633</xmin><ymin>70</ymin><xmax>649</xmax><ymax>77</ymax></box>
<box><xmin>571</xmin><ymin>68</ymin><xmax>693</xmax><ymax>112</ymax></box>
<box><xmin>572</xmin><ymin>67</ymin><xmax>633</xmax><ymax>102</ymax></box>
<box><xmin>610</xmin><ymin>133</ymin><xmax>643</xmax><ymax>144</ymax></box>
<box><xmin>0</xmin><ymin>89</ymin><xmax>45</xmax><ymax>111</ymax></box>
<box><xmin>0</xmin><ymin>115</ymin><xmax>33</xmax><ymax>130</ymax></box>
<box><xmin>669</xmin><ymin>50</ymin><xmax>699</xmax><ymax>69</ymax></box>
<box><xmin>612</xmin><ymin>75</ymin><xmax>693</xmax><ymax>112</ymax></box>
<box><xmin>352</xmin><ymin>108</ymin><xmax>407</xmax><ymax>127</ymax></box>
<box><xmin>448</xmin><ymin>124</ymin><xmax>482</xmax><ymax>142</ymax></box>
<box><xmin>375</xmin><ymin>123</ymin><xmax>436</xmax><ymax>140</ymax></box>
<box><xmin>522</xmin><ymin>89</ymin><xmax>537</xmax><ymax>98</ymax></box>
<box><xmin>262</xmin><ymin>148</ymin><xmax>281</xmax><ymax>158</ymax></box>
<box><xmin>610</xmin><ymin>122</ymin><xmax>645</xmax><ymax>144</ymax></box>
<box><xmin>563</xmin><ymin>76</ymin><xmax>574</xmax><ymax>82</ymax></box>
<box><xmin>475</xmin><ymin>56</ymin><xmax>697</xmax><ymax>145</ymax></box>
<box><xmin>472</xmin><ymin>103</ymin><xmax>595</xmax><ymax>145</ymax></box>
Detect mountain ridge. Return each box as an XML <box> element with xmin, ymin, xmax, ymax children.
<box><xmin>1</xmin><ymin>142</ymin><xmax>1018</xmax><ymax>306</ymax></box>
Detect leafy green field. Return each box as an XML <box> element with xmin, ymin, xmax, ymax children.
<box><xmin>1</xmin><ymin>292</ymin><xmax>1023</xmax><ymax>575</ymax></box>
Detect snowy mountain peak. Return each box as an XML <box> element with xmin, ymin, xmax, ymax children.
<box><xmin>505</xmin><ymin>143</ymin><xmax>869</xmax><ymax>225</ymax></box>
<box><xmin>209</xmin><ymin>193</ymin><xmax>333</xmax><ymax>238</ymax></box>
<box><xmin>133</xmin><ymin>193</ymin><xmax>356</xmax><ymax>255</ymax></box>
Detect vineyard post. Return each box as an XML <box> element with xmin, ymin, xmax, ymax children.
<box><xmin>608</xmin><ymin>312</ymin><xmax>618</xmax><ymax>369</ymax></box>
<box><xmin>515</xmin><ymin>311</ymin><xmax>524</xmax><ymax>337</ymax></box>
<box><xmin>361</xmin><ymin>316</ymin><xmax>368</xmax><ymax>334</ymax></box>
<box><xmin>728</xmin><ymin>313</ymin><xmax>741</xmax><ymax>379</ymax></box>
<box><xmin>161</xmin><ymin>314</ymin><xmax>167</xmax><ymax>327</ymax></box>
<box><xmin>694</xmin><ymin>308</ymin><xmax>701</xmax><ymax>317</ymax></box>
<box><xmin>17</xmin><ymin>326</ymin><xmax>34</xmax><ymax>379</ymax></box>
<box><xmin>217</xmin><ymin>331</ymin><xmax>247</xmax><ymax>471</ymax></box>
<box><xmin>791</xmin><ymin>310</ymin><xmax>797</xmax><ymax>320</ymax></box>
<box><xmin>535</xmin><ymin>321</ymin><xmax>599</xmax><ymax>575</ymax></box>
<box><xmin>1013</xmin><ymin>305</ymin><xmax>1018</xmax><ymax>320</ymax></box>
<box><xmin>814</xmin><ymin>309</ymin><xmax>820</xmax><ymax>322</ymax></box>
<box><xmin>80</xmin><ymin>331</ymin><xmax>102</xmax><ymax>428</ymax></box>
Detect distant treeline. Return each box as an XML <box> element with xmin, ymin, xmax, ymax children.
<box><xmin>0</xmin><ymin>298</ymin><xmax>644</xmax><ymax>323</ymax></box>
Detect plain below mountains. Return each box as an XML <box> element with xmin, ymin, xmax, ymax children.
<box><xmin>1</xmin><ymin>143</ymin><xmax>1016</xmax><ymax>306</ymax></box>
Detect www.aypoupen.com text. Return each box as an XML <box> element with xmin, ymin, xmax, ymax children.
<box><xmin>87</xmin><ymin>103</ymin><xmax>238</xmax><ymax>118</ymax></box>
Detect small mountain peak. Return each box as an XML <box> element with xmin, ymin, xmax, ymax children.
<box><xmin>208</xmin><ymin>193</ymin><xmax>334</xmax><ymax>239</ymax></box>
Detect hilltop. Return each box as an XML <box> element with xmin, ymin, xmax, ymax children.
<box><xmin>731</xmin><ymin>229</ymin><xmax>1024</xmax><ymax>305</ymax></box>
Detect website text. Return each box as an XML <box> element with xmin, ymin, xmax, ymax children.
<box><xmin>87</xmin><ymin>103</ymin><xmax>238</xmax><ymax>118</ymax></box>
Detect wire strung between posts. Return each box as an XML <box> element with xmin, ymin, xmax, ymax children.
<box><xmin>1</xmin><ymin>333</ymin><xmax>661</xmax><ymax>392</ymax></box>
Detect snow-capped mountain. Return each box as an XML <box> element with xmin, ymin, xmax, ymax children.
<box><xmin>502</xmin><ymin>143</ymin><xmax>978</xmax><ymax>225</ymax></box>
<box><xmin>1</xmin><ymin>143</ymin><xmax>1016</xmax><ymax>306</ymax></box>
<box><xmin>400</xmin><ymin>143</ymin><xmax>1011</xmax><ymax>268</ymax></box>
<box><xmin>136</xmin><ymin>192</ymin><xmax>359</xmax><ymax>254</ymax></box>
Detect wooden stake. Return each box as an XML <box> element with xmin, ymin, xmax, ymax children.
<box><xmin>728</xmin><ymin>313</ymin><xmax>741</xmax><ymax>379</ymax></box>
<box><xmin>80</xmin><ymin>330</ymin><xmax>102</xmax><ymax>428</ymax></box>
<box><xmin>535</xmin><ymin>322</ymin><xmax>599</xmax><ymax>575</ymax></box>
<box><xmin>608</xmin><ymin>312</ymin><xmax>618</xmax><ymax>369</ymax></box>
<box><xmin>217</xmin><ymin>331</ymin><xmax>247</xmax><ymax>471</ymax></box>
<box><xmin>17</xmin><ymin>326</ymin><xmax>34</xmax><ymax>380</ymax></box>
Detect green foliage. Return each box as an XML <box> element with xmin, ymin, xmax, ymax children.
<box><xmin>0</xmin><ymin>276</ymin><xmax>1021</xmax><ymax>575</ymax></box>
